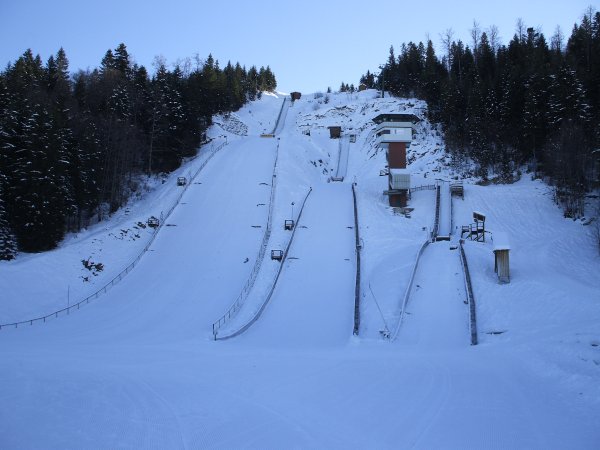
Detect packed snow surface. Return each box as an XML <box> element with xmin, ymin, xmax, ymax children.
<box><xmin>1</xmin><ymin>90</ymin><xmax>599</xmax><ymax>449</ymax></box>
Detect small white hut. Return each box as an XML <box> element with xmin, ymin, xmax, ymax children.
<box><xmin>493</xmin><ymin>232</ymin><xmax>510</xmax><ymax>283</ymax></box>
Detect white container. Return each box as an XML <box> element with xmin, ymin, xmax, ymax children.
<box><xmin>389</xmin><ymin>169</ymin><xmax>410</xmax><ymax>190</ymax></box>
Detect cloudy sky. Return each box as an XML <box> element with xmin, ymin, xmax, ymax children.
<box><xmin>0</xmin><ymin>0</ymin><xmax>594</xmax><ymax>93</ymax></box>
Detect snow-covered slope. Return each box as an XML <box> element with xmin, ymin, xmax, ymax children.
<box><xmin>1</xmin><ymin>90</ymin><xmax>599</xmax><ymax>449</ymax></box>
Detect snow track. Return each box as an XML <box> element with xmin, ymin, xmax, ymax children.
<box><xmin>333</xmin><ymin>136</ymin><xmax>350</xmax><ymax>181</ymax></box>
<box><xmin>241</xmin><ymin>184</ymin><xmax>355</xmax><ymax>347</ymax></box>
<box><xmin>0</xmin><ymin>140</ymin><xmax>228</xmax><ymax>330</ymax></box>
<box><xmin>211</xmin><ymin>141</ymin><xmax>280</xmax><ymax>337</ymax></box>
<box><xmin>2</xmin><ymin>92</ymin><xmax>599</xmax><ymax>449</ymax></box>
<box><xmin>393</xmin><ymin>183</ymin><xmax>471</xmax><ymax>345</ymax></box>
<box><xmin>395</xmin><ymin>241</ymin><xmax>468</xmax><ymax>347</ymax></box>
<box><xmin>213</xmin><ymin>187</ymin><xmax>312</xmax><ymax>340</ymax></box>
<box><xmin>437</xmin><ymin>181</ymin><xmax>452</xmax><ymax>238</ymax></box>
<box><xmin>272</xmin><ymin>98</ymin><xmax>289</xmax><ymax>135</ymax></box>
<box><xmin>0</xmin><ymin>137</ymin><xmax>278</xmax><ymax>342</ymax></box>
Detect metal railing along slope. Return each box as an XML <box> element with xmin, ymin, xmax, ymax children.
<box><xmin>271</xmin><ymin>97</ymin><xmax>289</xmax><ymax>135</ymax></box>
<box><xmin>352</xmin><ymin>183</ymin><xmax>362</xmax><ymax>335</ymax></box>
<box><xmin>0</xmin><ymin>141</ymin><xmax>228</xmax><ymax>331</ymax></box>
<box><xmin>459</xmin><ymin>241</ymin><xmax>478</xmax><ymax>345</ymax></box>
<box><xmin>432</xmin><ymin>184</ymin><xmax>441</xmax><ymax>240</ymax></box>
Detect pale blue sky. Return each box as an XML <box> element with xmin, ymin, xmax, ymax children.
<box><xmin>0</xmin><ymin>0</ymin><xmax>595</xmax><ymax>93</ymax></box>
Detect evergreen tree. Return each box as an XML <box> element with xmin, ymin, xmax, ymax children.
<box><xmin>359</xmin><ymin>6</ymin><xmax>598</xmax><ymax>203</ymax></box>
<box><xmin>0</xmin><ymin>44</ymin><xmax>277</xmax><ymax>251</ymax></box>
<box><xmin>0</xmin><ymin>184</ymin><xmax>17</xmax><ymax>260</ymax></box>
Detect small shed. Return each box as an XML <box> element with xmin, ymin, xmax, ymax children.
<box><xmin>493</xmin><ymin>232</ymin><xmax>510</xmax><ymax>283</ymax></box>
<box><xmin>290</xmin><ymin>92</ymin><xmax>302</xmax><ymax>101</ymax></box>
<box><xmin>328</xmin><ymin>126</ymin><xmax>342</xmax><ymax>139</ymax></box>
<box><xmin>358</xmin><ymin>84</ymin><xmax>367</xmax><ymax>91</ymax></box>
<box><xmin>177</xmin><ymin>176</ymin><xmax>187</xmax><ymax>186</ymax></box>
<box><xmin>450</xmin><ymin>182</ymin><xmax>464</xmax><ymax>197</ymax></box>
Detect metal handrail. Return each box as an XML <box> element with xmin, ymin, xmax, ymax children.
<box><xmin>459</xmin><ymin>241</ymin><xmax>478</xmax><ymax>345</ymax></box>
<box><xmin>211</xmin><ymin>142</ymin><xmax>280</xmax><ymax>336</ymax></box>
<box><xmin>391</xmin><ymin>238</ymin><xmax>430</xmax><ymax>341</ymax></box>
<box><xmin>432</xmin><ymin>184</ymin><xmax>441</xmax><ymax>240</ymax></box>
<box><xmin>409</xmin><ymin>184</ymin><xmax>436</xmax><ymax>194</ymax></box>
<box><xmin>215</xmin><ymin>187</ymin><xmax>313</xmax><ymax>340</ymax></box>
<box><xmin>0</xmin><ymin>140</ymin><xmax>227</xmax><ymax>331</ymax></box>
<box><xmin>352</xmin><ymin>183</ymin><xmax>361</xmax><ymax>335</ymax></box>
<box><xmin>271</xmin><ymin>98</ymin><xmax>289</xmax><ymax>135</ymax></box>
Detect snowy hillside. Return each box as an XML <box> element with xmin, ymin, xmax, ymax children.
<box><xmin>1</xmin><ymin>90</ymin><xmax>599</xmax><ymax>449</ymax></box>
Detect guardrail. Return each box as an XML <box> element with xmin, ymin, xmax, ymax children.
<box><xmin>391</xmin><ymin>238</ymin><xmax>430</xmax><ymax>341</ymax></box>
<box><xmin>432</xmin><ymin>184</ymin><xmax>441</xmax><ymax>240</ymax></box>
<box><xmin>211</xmin><ymin>142</ymin><xmax>280</xmax><ymax>337</ymax></box>
<box><xmin>459</xmin><ymin>240</ymin><xmax>478</xmax><ymax>345</ymax></box>
<box><xmin>271</xmin><ymin>97</ymin><xmax>289</xmax><ymax>135</ymax></box>
<box><xmin>215</xmin><ymin>187</ymin><xmax>313</xmax><ymax>340</ymax></box>
<box><xmin>0</xmin><ymin>140</ymin><xmax>228</xmax><ymax>331</ymax></box>
<box><xmin>409</xmin><ymin>184</ymin><xmax>436</xmax><ymax>195</ymax></box>
<box><xmin>351</xmin><ymin>183</ymin><xmax>361</xmax><ymax>335</ymax></box>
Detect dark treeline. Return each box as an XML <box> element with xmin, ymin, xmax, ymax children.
<box><xmin>363</xmin><ymin>9</ymin><xmax>600</xmax><ymax>216</ymax></box>
<box><xmin>0</xmin><ymin>44</ymin><xmax>276</xmax><ymax>258</ymax></box>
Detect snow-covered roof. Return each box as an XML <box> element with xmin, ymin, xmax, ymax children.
<box><xmin>390</xmin><ymin>168</ymin><xmax>410</xmax><ymax>175</ymax></box>
<box><xmin>493</xmin><ymin>232</ymin><xmax>510</xmax><ymax>251</ymax></box>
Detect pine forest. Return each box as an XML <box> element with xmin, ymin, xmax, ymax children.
<box><xmin>0</xmin><ymin>44</ymin><xmax>277</xmax><ymax>256</ymax></box>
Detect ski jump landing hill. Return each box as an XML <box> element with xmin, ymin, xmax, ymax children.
<box><xmin>1</xmin><ymin>91</ymin><xmax>598</xmax><ymax>449</ymax></box>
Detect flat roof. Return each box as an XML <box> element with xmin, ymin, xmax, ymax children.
<box><xmin>493</xmin><ymin>232</ymin><xmax>511</xmax><ymax>251</ymax></box>
<box><xmin>390</xmin><ymin>168</ymin><xmax>410</xmax><ymax>175</ymax></box>
<box><xmin>372</xmin><ymin>113</ymin><xmax>421</xmax><ymax>124</ymax></box>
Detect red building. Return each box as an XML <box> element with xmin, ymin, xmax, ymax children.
<box><xmin>372</xmin><ymin>114</ymin><xmax>420</xmax><ymax>207</ymax></box>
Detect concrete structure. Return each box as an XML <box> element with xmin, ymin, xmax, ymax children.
<box><xmin>493</xmin><ymin>232</ymin><xmax>510</xmax><ymax>283</ymax></box>
<box><xmin>373</xmin><ymin>114</ymin><xmax>419</xmax><ymax>207</ymax></box>
<box><xmin>328</xmin><ymin>126</ymin><xmax>342</xmax><ymax>139</ymax></box>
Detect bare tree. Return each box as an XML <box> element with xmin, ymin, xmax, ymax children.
<box><xmin>470</xmin><ymin>20</ymin><xmax>482</xmax><ymax>55</ymax></box>
<box><xmin>582</xmin><ymin>6</ymin><xmax>596</xmax><ymax>71</ymax></box>
<box><xmin>174</xmin><ymin>57</ymin><xmax>192</xmax><ymax>77</ymax></box>
<box><xmin>551</xmin><ymin>25</ymin><xmax>564</xmax><ymax>52</ymax></box>
<box><xmin>516</xmin><ymin>18</ymin><xmax>526</xmax><ymax>43</ymax></box>
<box><xmin>487</xmin><ymin>25</ymin><xmax>501</xmax><ymax>51</ymax></box>
<box><xmin>152</xmin><ymin>55</ymin><xmax>167</xmax><ymax>72</ymax></box>
<box><xmin>440</xmin><ymin>28</ymin><xmax>454</xmax><ymax>71</ymax></box>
